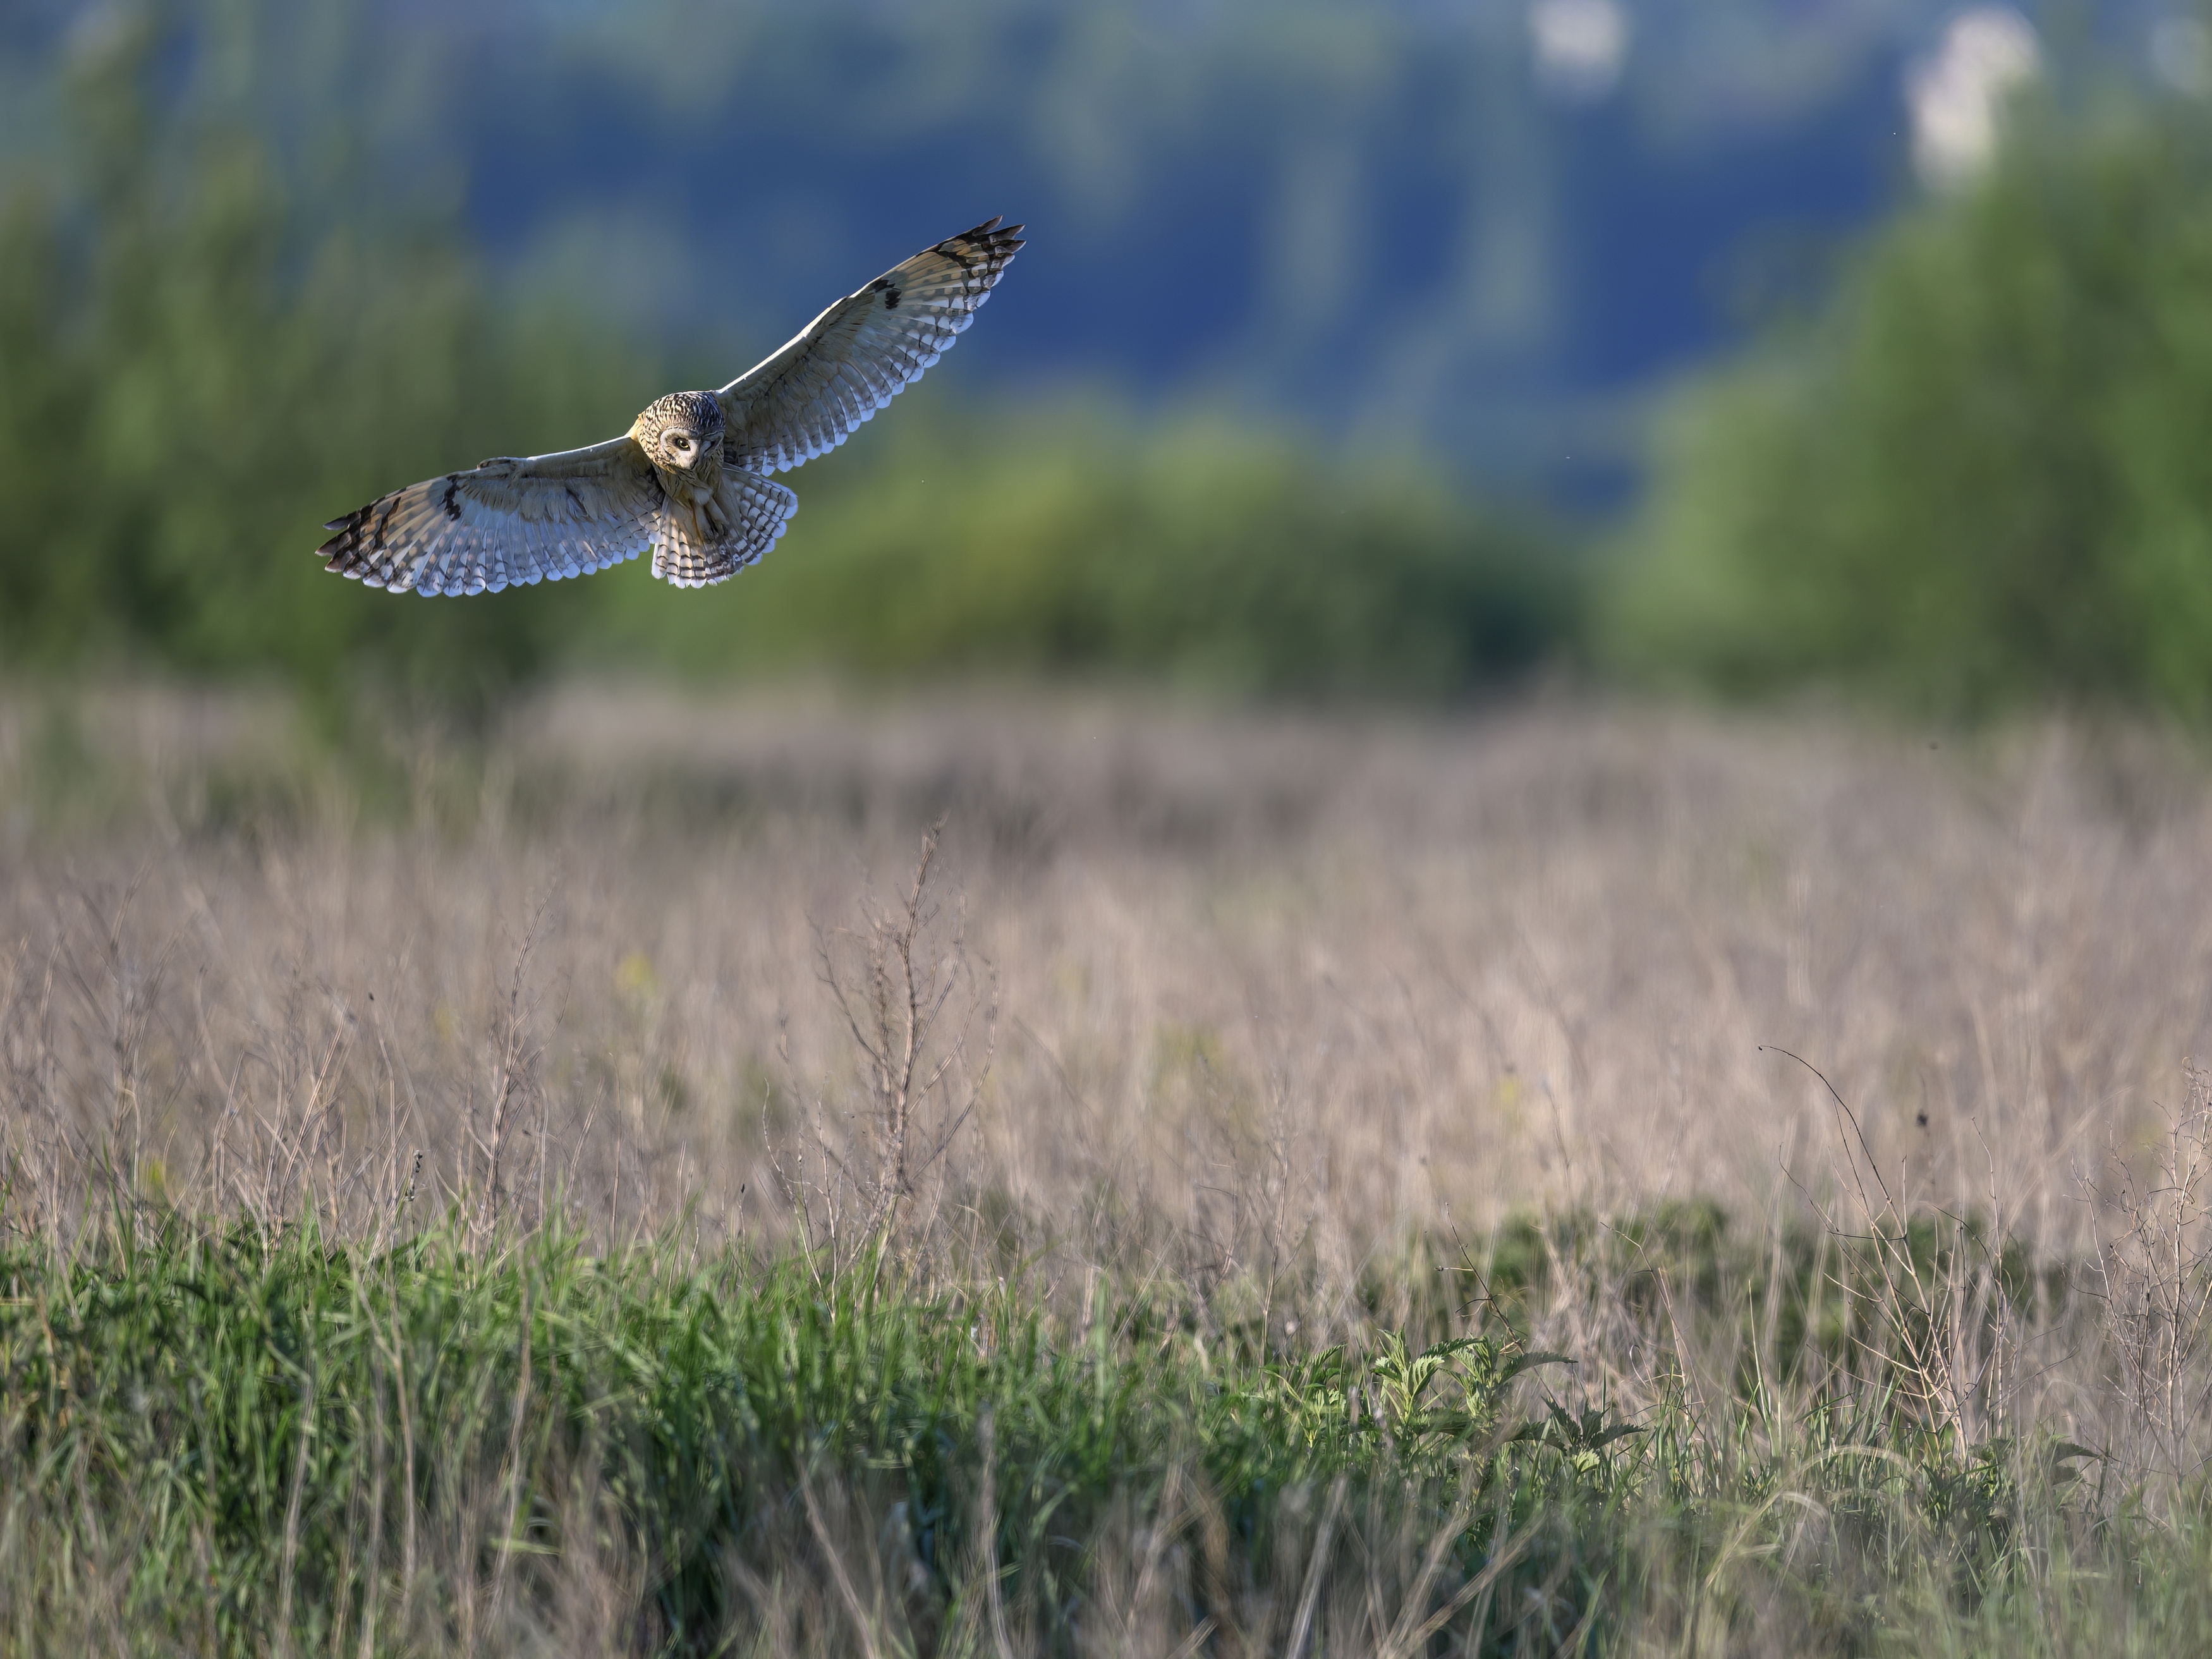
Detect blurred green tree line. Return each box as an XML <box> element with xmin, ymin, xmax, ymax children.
<box><xmin>583</xmin><ymin>405</ymin><xmax>1572</xmax><ymax>700</ymax></box>
<box><xmin>0</xmin><ymin>2</ymin><xmax>1576</xmax><ymax>711</ymax></box>
<box><xmin>32</xmin><ymin>2</ymin><xmax>2212</xmax><ymax>725</ymax></box>
<box><xmin>1612</xmin><ymin>87</ymin><xmax>2212</xmax><ymax>719</ymax></box>
<box><xmin>0</xmin><ymin>4</ymin><xmax>650</xmax><ymax>709</ymax></box>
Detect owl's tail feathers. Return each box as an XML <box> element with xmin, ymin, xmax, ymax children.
<box><xmin>653</xmin><ymin>471</ymin><xmax>799</xmax><ymax>590</ymax></box>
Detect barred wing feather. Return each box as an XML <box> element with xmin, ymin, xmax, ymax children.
<box><xmin>717</xmin><ymin>217</ymin><xmax>1024</xmax><ymax>474</ymax></box>
<box><xmin>318</xmin><ymin>437</ymin><xmax>664</xmax><ymax>597</ymax></box>
<box><xmin>317</xmin><ymin>437</ymin><xmax>797</xmax><ymax>595</ymax></box>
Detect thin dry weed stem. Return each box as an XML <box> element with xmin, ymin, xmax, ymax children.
<box><xmin>789</xmin><ymin>818</ymin><xmax>999</xmax><ymax>1272</ymax></box>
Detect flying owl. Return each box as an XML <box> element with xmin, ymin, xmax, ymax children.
<box><xmin>316</xmin><ymin>217</ymin><xmax>1024</xmax><ymax>595</ymax></box>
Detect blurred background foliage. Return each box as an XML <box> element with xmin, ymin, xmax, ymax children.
<box><xmin>1609</xmin><ymin>90</ymin><xmax>2212</xmax><ymax>718</ymax></box>
<box><xmin>0</xmin><ymin>4</ymin><xmax>649</xmax><ymax>710</ymax></box>
<box><xmin>581</xmin><ymin>405</ymin><xmax>1573</xmax><ymax>698</ymax></box>
<box><xmin>8</xmin><ymin>0</ymin><xmax>2212</xmax><ymax>717</ymax></box>
<box><xmin>0</xmin><ymin>0</ymin><xmax>1579</xmax><ymax>709</ymax></box>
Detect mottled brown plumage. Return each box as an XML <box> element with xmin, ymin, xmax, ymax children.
<box><xmin>317</xmin><ymin>217</ymin><xmax>1024</xmax><ymax>595</ymax></box>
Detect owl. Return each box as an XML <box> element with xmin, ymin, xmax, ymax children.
<box><xmin>316</xmin><ymin>217</ymin><xmax>1023</xmax><ymax>595</ymax></box>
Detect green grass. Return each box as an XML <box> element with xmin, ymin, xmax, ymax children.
<box><xmin>0</xmin><ymin>1206</ymin><xmax>2201</xmax><ymax>1655</ymax></box>
<box><xmin>0</xmin><ymin>1210</ymin><xmax>1577</xmax><ymax>1652</ymax></box>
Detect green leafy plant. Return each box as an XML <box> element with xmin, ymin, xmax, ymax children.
<box><xmin>1612</xmin><ymin>90</ymin><xmax>2212</xmax><ymax>719</ymax></box>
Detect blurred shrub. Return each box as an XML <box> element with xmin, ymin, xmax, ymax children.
<box><xmin>585</xmin><ymin>400</ymin><xmax>1578</xmax><ymax>699</ymax></box>
<box><xmin>0</xmin><ymin>3</ymin><xmax>1577</xmax><ymax>708</ymax></box>
<box><xmin>1608</xmin><ymin>94</ymin><xmax>2212</xmax><ymax>717</ymax></box>
<box><xmin>0</xmin><ymin>5</ymin><xmax>659</xmax><ymax>715</ymax></box>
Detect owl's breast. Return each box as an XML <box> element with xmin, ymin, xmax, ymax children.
<box><xmin>652</xmin><ymin>456</ymin><xmax>739</xmax><ymax>544</ymax></box>
<box><xmin>653</xmin><ymin>458</ymin><xmax>723</xmax><ymax>509</ymax></box>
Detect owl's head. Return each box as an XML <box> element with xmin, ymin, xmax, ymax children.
<box><xmin>633</xmin><ymin>391</ymin><xmax>726</xmax><ymax>473</ymax></box>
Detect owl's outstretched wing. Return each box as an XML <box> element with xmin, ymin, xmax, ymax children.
<box><xmin>717</xmin><ymin>217</ymin><xmax>1024</xmax><ymax>475</ymax></box>
<box><xmin>316</xmin><ymin>437</ymin><xmax>796</xmax><ymax>595</ymax></box>
<box><xmin>318</xmin><ymin>437</ymin><xmax>661</xmax><ymax>597</ymax></box>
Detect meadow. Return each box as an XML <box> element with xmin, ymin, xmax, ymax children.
<box><xmin>4</xmin><ymin>686</ymin><xmax>2212</xmax><ymax>1653</ymax></box>
<box><xmin>18</xmin><ymin>6</ymin><xmax>2212</xmax><ymax>1653</ymax></box>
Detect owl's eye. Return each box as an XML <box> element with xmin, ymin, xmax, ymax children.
<box><xmin>671</xmin><ymin>434</ymin><xmax>692</xmax><ymax>451</ymax></box>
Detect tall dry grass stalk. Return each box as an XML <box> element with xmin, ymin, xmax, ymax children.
<box><xmin>7</xmin><ymin>687</ymin><xmax>2212</xmax><ymax>1485</ymax></box>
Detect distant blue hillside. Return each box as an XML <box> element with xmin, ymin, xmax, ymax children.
<box><xmin>0</xmin><ymin>0</ymin><xmax>2173</xmax><ymax>506</ymax></box>
<box><xmin>435</xmin><ymin>1</ymin><xmax>1914</xmax><ymax>507</ymax></box>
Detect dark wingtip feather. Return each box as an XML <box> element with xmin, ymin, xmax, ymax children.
<box><xmin>317</xmin><ymin>501</ymin><xmax>382</xmax><ymax>574</ymax></box>
<box><xmin>946</xmin><ymin>216</ymin><xmax>1026</xmax><ymax>257</ymax></box>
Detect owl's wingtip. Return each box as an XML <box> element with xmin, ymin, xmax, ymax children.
<box><xmin>954</xmin><ymin>215</ymin><xmax>1025</xmax><ymax>250</ymax></box>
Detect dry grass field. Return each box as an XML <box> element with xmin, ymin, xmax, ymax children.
<box><xmin>7</xmin><ymin>684</ymin><xmax>2212</xmax><ymax>1652</ymax></box>
<box><xmin>9</xmin><ymin>686</ymin><xmax>2209</xmax><ymax>1255</ymax></box>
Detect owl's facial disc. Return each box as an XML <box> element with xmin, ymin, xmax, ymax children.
<box><xmin>635</xmin><ymin>390</ymin><xmax>725</xmax><ymax>472</ymax></box>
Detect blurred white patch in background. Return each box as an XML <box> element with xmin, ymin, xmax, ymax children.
<box><xmin>1906</xmin><ymin>8</ymin><xmax>2041</xmax><ymax>188</ymax></box>
<box><xmin>2151</xmin><ymin>14</ymin><xmax>2212</xmax><ymax>95</ymax></box>
<box><xmin>1529</xmin><ymin>0</ymin><xmax>1631</xmax><ymax>102</ymax></box>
